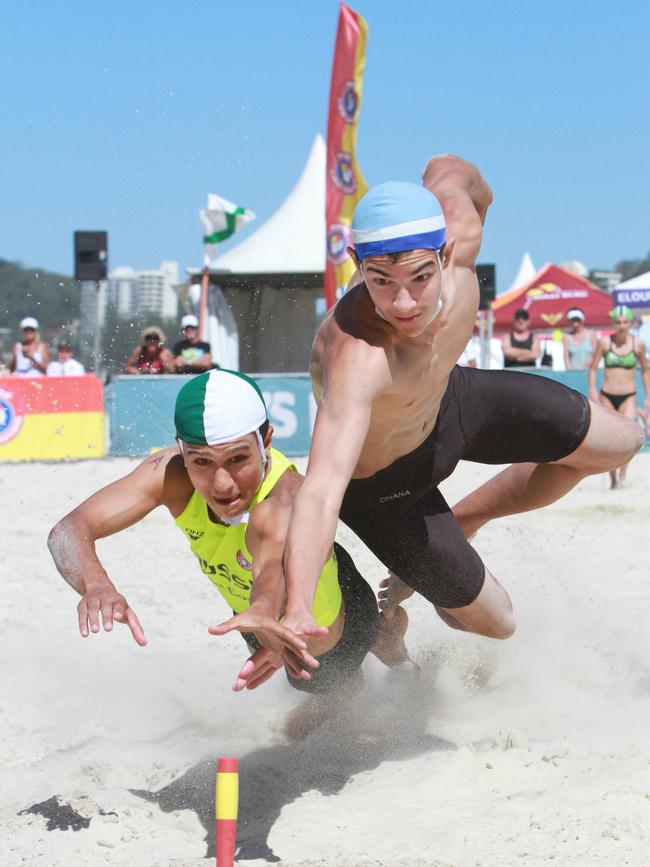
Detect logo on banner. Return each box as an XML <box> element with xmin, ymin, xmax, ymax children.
<box><xmin>327</xmin><ymin>222</ymin><xmax>351</xmax><ymax>265</ymax></box>
<box><xmin>0</xmin><ymin>387</ymin><xmax>24</xmax><ymax>445</ymax></box>
<box><xmin>337</xmin><ymin>80</ymin><xmax>358</xmax><ymax>124</ymax></box>
<box><xmin>330</xmin><ymin>151</ymin><xmax>357</xmax><ymax>194</ymax></box>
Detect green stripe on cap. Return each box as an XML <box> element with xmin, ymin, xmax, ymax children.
<box><xmin>174</xmin><ymin>369</ymin><xmax>267</xmax><ymax>445</ymax></box>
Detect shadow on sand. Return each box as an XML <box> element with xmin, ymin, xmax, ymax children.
<box><xmin>131</xmin><ymin>672</ymin><xmax>453</xmax><ymax>862</ymax></box>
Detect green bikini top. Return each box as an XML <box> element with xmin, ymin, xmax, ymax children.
<box><xmin>604</xmin><ymin>337</ymin><xmax>637</xmax><ymax>369</ymax></box>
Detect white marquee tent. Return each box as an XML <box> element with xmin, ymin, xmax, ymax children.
<box><xmin>212</xmin><ymin>135</ymin><xmax>326</xmax><ymax>275</ymax></box>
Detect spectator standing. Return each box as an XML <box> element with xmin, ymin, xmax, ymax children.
<box><xmin>173</xmin><ymin>314</ymin><xmax>214</xmax><ymax>373</ymax></box>
<box><xmin>10</xmin><ymin>317</ymin><xmax>50</xmax><ymax>376</ymax></box>
<box><xmin>563</xmin><ymin>308</ymin><xmax>596</xmax><ymax>370</ymax></box>
<box><xmin>589</xmin><ymin>305</ymin><xmax>650</xmax><ymax>488</ymax></box>
<box><xmin>125</xmin><ymin>327</ymin><xmax>175</xmax><ymax>375</ymax></box>
<box><xmin>47</xmin><ymin>341</ymin><xmax>86</xmax><ymax>376</ymax></box>
<box><xmin>501</xmin><ymin>308</ymin><xmax>540</xmax><ymax>368</ymax></box>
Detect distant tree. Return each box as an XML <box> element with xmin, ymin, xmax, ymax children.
<box><xmin>615</xmin><ymin>251</ymin><xmax>650</xmax><ymax>282</ymax></box>
<box><xmin>0</xmin><ymin>258</ymin><xmax>80</xmax><ymax>335</ymax></box>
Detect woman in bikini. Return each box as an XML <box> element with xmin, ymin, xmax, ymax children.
<box><xmin>589</xmin><ymin>305</ymin><xmax>650</xmax><ymax>487</ymax></box>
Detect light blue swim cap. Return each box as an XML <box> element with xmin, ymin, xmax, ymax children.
<box><xmin>351</xmin><ymin>181</ymin><xmax>446</xmax><ymax>261</ymax></box>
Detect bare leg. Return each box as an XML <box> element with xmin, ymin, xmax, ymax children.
<box><xmin>380</xmin><ymin>566</ymin><xmax>514</xmax><ymax>641</ymax></box>
<box><xmin>616</xmin><ymin>396</ymin><xmax>640</xmax><ymax>486</ymax></box>
<box><xmin>437</xmin><ymin>569</ymin><xmax>515</xmax><ymax>639</ymax></box>
<box><xmin>372</xmin><ymin>605</ymin><xmax>411</xmax><ymax>666</ymax></box>
<box><xmin>453</xmin><ymin>400</ymin><xmax>642</xmax><ymax>537</ymax></box>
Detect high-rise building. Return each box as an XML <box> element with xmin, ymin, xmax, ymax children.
<box><xmin>107</xmin><ymin>266</ymin><xmax>138</xmax><ymax>317</ymax></box>
<box><xmin>81</xmin><ymin>260</ymin><xmax>180</xmax><ymax>349</ymax></box>
<box><xmin>134</xmin><ymin>261</ymin><xmax>179</xmax><ymax>319</ymax></box>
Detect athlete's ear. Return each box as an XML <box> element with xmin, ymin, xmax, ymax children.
<box><xmin>347</xmin><ymin>247</ymin><xmax>360</xmax><ymax>267</ymax></box>
<box><xmin>441</xmin><ymin>238</ymin><xmax>455</xmax><ymax>268</ymax></box>
<box><xmin>263</xmin><ymin>425</ymin><xmax>274</xmax><ymax>449</ymax></box>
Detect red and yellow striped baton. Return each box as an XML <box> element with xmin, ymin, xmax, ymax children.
<box><xmin>215</xmin><ymin>757</ymin><xmax>239</xmax><ymax>866</ymax></box>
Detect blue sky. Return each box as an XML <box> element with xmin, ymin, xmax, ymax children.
<box><xmin>2</xmin><ymin>0</ymin><xmax>649</xmax><ymax>291</ymax></box>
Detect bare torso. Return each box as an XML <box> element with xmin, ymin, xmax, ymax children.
<box><xmin>311</xmin><ymin>275</ymin><xmax>476</xmax><ymax>478</ymax></box>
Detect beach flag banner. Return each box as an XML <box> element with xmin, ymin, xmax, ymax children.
<box><xmin>201</xmin><ymin>194</ymin><xmax>255</xmax><ymax>267</ymax></box>
<box><xmin>324</xmin><ymin>2</ymin><xmax>369</xmax><ymax>308</ymax></box>
<box><xmin>0</xmin><ymin>375</ymin><xmax>105</xmax><ymax>462</ymax></box>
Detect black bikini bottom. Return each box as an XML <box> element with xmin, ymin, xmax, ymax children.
<box><xmin>600</xmin><ymin>390</ymin><xmax>636</xmax><ymax>412</ymax></box>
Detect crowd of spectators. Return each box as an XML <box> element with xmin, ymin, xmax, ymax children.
<box><xmin>2</xmin><ymin>314</ymin><xmax>216</xmax><ymax>378</ymax></box>
<box><xmin>124</xmin><ymin>315</ymin><xmax>215</xmax><ymax>375</ymax></box>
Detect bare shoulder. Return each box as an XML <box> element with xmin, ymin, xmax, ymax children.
<box><xmin>132</xmin><ymin>446</ymin><xmax>193</xmax><ymax>512</ymax></box>
<box><xmin>314</xmin><ymin>286</ymin><xmax>394</xmax><ymax>400</ymax></box>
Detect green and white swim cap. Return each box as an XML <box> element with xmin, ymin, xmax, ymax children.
<box><xmin>174</xmin><ymin>369</ymin><xmax>267</xmax><ymax>446</ymax></box>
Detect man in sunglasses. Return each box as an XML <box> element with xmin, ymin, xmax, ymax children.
<box><xmin>125</xmin><ymin>326</ymin><xmax>175</xmax><ymax>375</ymax></box>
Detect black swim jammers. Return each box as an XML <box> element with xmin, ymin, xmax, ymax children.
<box><xmin>340</xmin><ymin>365</ymin><xmax>591</xmax><ymax>610</ymax></box>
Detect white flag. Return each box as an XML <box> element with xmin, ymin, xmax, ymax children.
<box><xmin>200</xmin><ymin>194</ymin><xmax>255</xmax><ymax>265</ymax></box>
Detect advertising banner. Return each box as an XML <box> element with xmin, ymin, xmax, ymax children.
<box><xmin>107</xmin><ymin>374</ymin><xmax>316</xmax><ymax>457</ymax></box>
<box><xmin>0</xmin><ymin>375</ymin><xmax>105</xmax><ymax>462</ymax></box>
<box><xmin>613</xmin><ymin>287</ymin><xmax>650</xmax><ymax>309</ymax></box>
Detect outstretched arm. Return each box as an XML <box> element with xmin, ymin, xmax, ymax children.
<box><xmin>47</xmin><ymin>449</ymin><xmax>179</xmax><ymax>644</ymax></box>
<box><xmin>208</xmin><ymin>494</ymin><xmax>322</xmax><ymax>684</ymax></box>
<box><xmin>422</xmin><ymin>154</ymin><xmax>492</xmax><ymax>269</ymax></box>
<box><xmin>283</xmin><ymin>341</ymin><xmax>386</xmax><ymax>633</ymax></box>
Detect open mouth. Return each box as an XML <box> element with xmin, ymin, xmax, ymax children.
<box><xmin>213</xmin><ymin>495</ymin><xmax>242</xmax><ymax>510</ymax></box>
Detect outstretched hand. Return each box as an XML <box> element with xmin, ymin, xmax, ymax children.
<box><xmin>232</xmin><ymin>647</ymin><xmax>283</xmax><ymax>691</ymax></box>
<box><xmin>208</xmin><ymin>607</ymin><xmax>324</xmax><ymax>680</ymax></box>
<box><xmin>77</xmin><ymin>585</ymin><xmax>147</xmax><ymax>646</ymax></box>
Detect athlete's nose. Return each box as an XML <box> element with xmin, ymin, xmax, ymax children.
<box><xmin>392</xmin><ymin>285</ymin><xmax>417</xmax><ymax>313</ymax></box>
<box><xmin>212</xmin><ymin>466</ymin><xmax>237</xmax><ymax>497</ymax></box>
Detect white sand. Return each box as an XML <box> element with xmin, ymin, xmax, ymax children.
<box><xmin>2</xmin><ymin>454</ymin><xmax>650</xmax><ymax>866</ymax></box>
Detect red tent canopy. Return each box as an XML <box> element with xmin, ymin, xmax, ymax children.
<box><xmin>491</xmin><ymin>263</ymin><xmax>613</xmax><ymax>333</ymax></box>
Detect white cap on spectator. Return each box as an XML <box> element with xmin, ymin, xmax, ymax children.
<box><xmin>181</xmin><ymin>314</ymin><xmax>199</xmax><ymax>329</ymax></box>
<box><xmin>566</xmin><ymin>308</ymin><xmax>585</xmax><ymax>321</ymax></box>
<box><xmin>20</xmin><ymin>317</ymin><xmax>39</xmax><ymax>330</ymax></box>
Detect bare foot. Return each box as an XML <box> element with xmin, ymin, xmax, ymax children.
<box><xmin>378</xmin><ymin>571</ymin><xmax>414</xmax><ymax>617</ymax></box>
<box><xmin>372</xmin><ymin>605</ymin><xmax>411</xmax><ymax>667</ymax></box>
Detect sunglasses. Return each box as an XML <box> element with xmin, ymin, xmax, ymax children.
<box><xmin>144</xmin><ymin>333</ymin><xmax>160</xmax><ymax>341</ymax></box>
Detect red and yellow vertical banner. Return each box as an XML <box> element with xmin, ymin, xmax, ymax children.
<box><xmin>325</xmin><ymin>3</ymin><xmax>369</xmax><ymax>309</ymax></box>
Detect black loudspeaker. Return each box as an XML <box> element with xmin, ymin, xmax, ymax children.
<box><xmin>74</xmin><ymin>231</ymin><xmax>108</xmax><ymax>281</ymax></box>
<box><xmin>476</xmin><ymin>263</ymin><xmax>496</xmax><ymax>311</ymax></box>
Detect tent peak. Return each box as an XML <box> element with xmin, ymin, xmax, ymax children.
<box><xmin>211</xmin><ymin>135</ymin><xmax>326</xmax><ymax>275</ymax></box>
